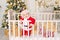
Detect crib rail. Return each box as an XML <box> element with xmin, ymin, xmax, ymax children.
<box><xmin>8</xmin><ymin>12</ymin><xmax>60</xmax><ymax>20</ymax></box>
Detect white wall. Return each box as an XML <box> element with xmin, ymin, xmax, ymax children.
<box><xmin>24</xmin><ymin>0</ymin><xmax>36</xmax><ymax>14</ymax></box>
<box><xmin>24</xmin><ymin>0</ymin><xmax>59</xmax><ymax>13</ymax></box>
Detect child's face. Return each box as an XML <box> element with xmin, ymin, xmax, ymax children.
<box><xmin>22</xmin><ymin>13</ymin><xmax>29</xmax><ymax>18</ymax></box>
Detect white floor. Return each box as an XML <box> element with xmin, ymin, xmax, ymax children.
<box><xmin>0</xmin><ymin>28</ymin><xmax>60</xmax><ymax>40</ymax></box>
<box><xmin>10</xmin><ymin>35</ymin><xmax>60</xmax><ymax>40</ymax></box>
<box><xmin>0</xmin><ymin>28</ymin><xmax>9</xmax><ymax>40</ymax></box>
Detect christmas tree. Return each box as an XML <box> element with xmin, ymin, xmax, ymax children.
<box><xmin>2</xmin><ymin>0</ymin><xmax>26</xmax><ymax>28</ymax></box>
<box><xmin>6</xmin><ymin>0</ymin><xmax>26</xmax><ymax>12</ymax></box>
<box><xmin>2</xmin><ymin>14</ymin><xmax>8</xmax><ymax>28</ymax></box>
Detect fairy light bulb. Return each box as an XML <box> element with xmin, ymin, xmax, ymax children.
<box><xmin>17</xmin><ymin>1</ymin><xmax>20</xmax><ymax>3</ymax></box>
<box><xmin>17</xmin><ymin>6</ymin><xmax>20</xmax><ymax>8</ymax></box>
<box><xmin>10</xmin><ymin>2</ymin><xmax>12</xmax><ymax>5</ymax></box>
<box><xmin>14</xmin><ymin>3</ymin><xmax>16</xmax><ymax>6</ymax></box>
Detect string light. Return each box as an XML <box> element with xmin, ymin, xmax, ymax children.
<box><xmin>17</xmin><ymin>6</ymin><xmax>20</xmax><ymax>8</ymax></box>
<box><xmin>17</xmin><ymin>1</ymin><xmax>20</xmax><ymax>3</ymax></box>
<box><xmin>14</xmin><ymin>3</ymin><xmax>16</xmax><ymax>6</ymax></box>
<box><xmin>10</xmin><ymin>2</ymin><xmax>12</xmax><ymax>5</ymax></box>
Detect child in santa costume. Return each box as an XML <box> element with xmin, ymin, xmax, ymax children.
<box><xmin>20</xmin><ymin>10</ymin><xmax>35</xmax><ymax>36</ymax></box>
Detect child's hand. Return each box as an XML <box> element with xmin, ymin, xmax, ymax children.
<box><xmin>29</xmin><ymin>24</ymin><xmax>33</xmax><ymax>27</ymax></box>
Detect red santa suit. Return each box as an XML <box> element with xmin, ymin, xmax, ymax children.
<box><xmin>20</xmin><ymin>16</ymin><xmax>35</xmax><ymax>36</ymax></box>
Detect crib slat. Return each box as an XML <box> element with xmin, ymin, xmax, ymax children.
<box><xmin>46</xmin><ymin>21</ymin><xmax>48</xmax><ymax>37</ymax></box>
<box><xmin>18</xmin><ymin>21</ymin><xmax>20</xmax><ymax>37</ymax></box>
<box><xmin>42</xmin><ymin>22</ymin><xmax>43</xmax><ymax>37</ymax></box>
<box><xmin>37</xmin><ymin>21</ymin><xmax>39</xmax><ymax>40</ymax></box>
<box><xmin>8</xmin><ymin>11</ymin><xmax>11</xmax><ymax>40</ymax></box>
<box><xmin>9</xmin><ymin>21</ymin><xmax>11</xmax><ymax>40</ymax></box>
<box><xmin>51</xmin><ymin>22</ymin><xmax>52</xmax><ymax>37</ymax></box>
<box><xmin>32</xmin><ymin>23</ymin><xmax>34</xmax><ymax>36</ymax></box>
<box><xmin>13</xmin><ymin>21</ymin><xmax>15</xmax><ymax>37</ymax></box>
<box><xmin>56</xmin><ymin>22</ymin><xmax>58</xmax><ymax>36</ymax></box>
<box><xmin>28</xmin><ymin>21</ymin><xmax>29</xmax><ymax>40</ymax></box>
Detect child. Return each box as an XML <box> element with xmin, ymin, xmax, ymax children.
<box><xmin>20</xmin><ymin>10</ymin><xmax>35</xmax><ymax>36</ymax></box>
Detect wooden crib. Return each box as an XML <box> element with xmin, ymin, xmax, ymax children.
<box><xmin>5</xmin><ymin>11</ymin><xmax>60</xmax><ymax>40</ymax></box>
<box><xmin>5</xmin><ymin>20</ymin><xmax>59</xmax><ymax>40</ymax></box>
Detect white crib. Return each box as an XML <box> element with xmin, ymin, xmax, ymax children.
<box><xmin>7</xmin><ymin>12</ymin><xmax>60</xmax><ymax>40</ymax></box>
